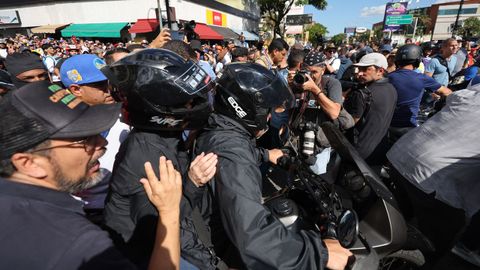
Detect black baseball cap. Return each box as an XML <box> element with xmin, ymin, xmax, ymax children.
<box><xmin>0</xmin><ymin>80</ymin><xmax>120</xmax><ymax>159</ymax></box>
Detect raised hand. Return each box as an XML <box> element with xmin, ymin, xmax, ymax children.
<box><xmin>140</xmin><ymin>156</ymin><xmax>182</xmax><ymax>214</ymax></box>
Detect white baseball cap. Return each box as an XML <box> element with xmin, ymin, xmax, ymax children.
<box><xmin>354</xmin><ymin>53</ymin><xmax>388</xmax><ymax>70</ymax></box>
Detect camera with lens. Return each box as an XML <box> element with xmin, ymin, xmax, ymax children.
<box><xmin>293</xmin><ymin>70</ymin><xmax>310</xmax><ymax>85</ymax></box>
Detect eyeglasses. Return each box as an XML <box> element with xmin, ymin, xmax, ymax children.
<box><xmin>30</xmin><ymin>135</ymin><xmax>101</xmax><ymax>154</ymax></box>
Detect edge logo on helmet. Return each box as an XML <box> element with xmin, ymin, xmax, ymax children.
<box><xmin>150</xmin><ymin>116</ymin><xmax>183</xmax><ymax>126</ymax></box>
<box><xmin>227</xmin><ymin>97</ymin><xmax>247</xmax><ymax>118</ymax></box>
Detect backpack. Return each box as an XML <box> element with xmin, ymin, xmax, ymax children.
<box><xmin>346</xmin><ymin>85</ymin><xmax>373</xmax><ymax>146</ymax></box>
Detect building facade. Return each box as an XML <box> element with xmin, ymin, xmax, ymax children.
<box><xmin>430</xmin><ymin>0</ymin><xmax>480</xmax><ymax>40</ymax></box>
<box><xmin>0</xmin><ymin>0</ymin><xmax>260</xmax><ymax>40</ymax></box>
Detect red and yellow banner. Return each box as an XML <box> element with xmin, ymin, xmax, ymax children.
<box><xmin>206</xmin><ymin>9</ymin><xmax>226</xmax><ymax>26</ymax></box>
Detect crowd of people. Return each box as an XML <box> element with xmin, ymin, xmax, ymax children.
<box><xmin>0</xmin><ymin>27</ymin><xmax>479</xmax><ymax>270</ymax></box>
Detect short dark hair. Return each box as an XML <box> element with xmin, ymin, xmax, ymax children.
<box><xmin>268</xmin><ymin>38</ymin><xmax>289</xmax><ymax>54</ymax></box>
<box><xmin>126</xmin><ymin>44</ymin><xmax>144</xmax><ymax>52</ymax></box>
<box><xmin>232</xmin><ymin>47</ymin><xmax>248</xmax><ymax>60</ymax></box>
<box><xmin>162</xmin><ymin>40</ymin><xmax>196</xmax><ymax>60</ymax></box>
<box><xmin>287</xmin><ymin>49</ymin><xmax>305</xmax><ymax>69</ymax></box>
<box><xmin>42</xmin><ymin>44</ymin><xmax>53</xmax><ymax>51</ymax></box>
<box><xmin>104</xmin><ymin>47</ymin><xmax>130</xmax><ymax>65</ymax></box>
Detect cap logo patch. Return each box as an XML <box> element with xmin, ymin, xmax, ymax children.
<box><xmin>67</xmin><ymin>69</ymin><xmax>83</xmax><ymax>83</ymax></box>
<box><xmin>93</xmin><ymin>58</ymin><xmax>106</xmax><ymax>70</ymax></box>
<box><xmin>48</xmin><ymin>84</ymin><xmax>82</xmax><ymax>109</ymax></box>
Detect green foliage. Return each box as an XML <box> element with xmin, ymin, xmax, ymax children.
<box><xmin>458</xmin><ymin>17</ymin><xmax>480</xmax><ymax>39</ymax></box>
<box><xmin>307</xmin><ymin>23</ymin><xmax>328</xmax><ymax>45</ymax></box>
<box><xmin>330</xmin><ymin>33</ymin><xmax>346</xmax><ymax>45</ymax></box>
<box><xmin>259</xmin><ymin>0</ymin><xmax>327</xmax><ymax>37</ymax></box>
<box><xmin>357</xmin><ymin>30</ymin><xmax>371</xmax><ymax>42</ymax></box>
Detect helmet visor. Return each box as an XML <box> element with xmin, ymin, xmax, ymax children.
<box><xmin>257</xmin><ymin>71</ymin><xmax>295</xmax><ymax>110</ymax></box>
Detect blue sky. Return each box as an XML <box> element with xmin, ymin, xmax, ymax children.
<box><xmin>304</xmin><ymin>0</ymin><xmax>452</xmax><ymax>35</ymax></box>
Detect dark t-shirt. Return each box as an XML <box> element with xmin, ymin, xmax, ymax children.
<box><xmin>303</xmin><ymin>75</ymin><xmax>343</xmax><ymax>124</ymax></box>
<box><xmin>0</xmin><ymin>178</ymin><xmax>135</xmax><ymax>270</ymax></box>
<box><xmin>388</xmin><ymin>69</ymin><xmax>441</xmax><ymax>127</ymax></box>
<box><xmin>344</xmin><ymin>78</ymin><xmax>397</xmax><ymax>158</ymax></box>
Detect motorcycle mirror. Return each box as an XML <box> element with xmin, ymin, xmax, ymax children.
<box><xmin>336</xmin><ymin>209</ymin><xmax>359</xmax><ymax>248</ymax></box>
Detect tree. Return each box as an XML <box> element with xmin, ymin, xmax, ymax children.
<box><xmin>307</xmin><ymin>23</ymin><xmax>328</xmax><ymax>46</ymax></box>
<box><xmin>330</xmin><ymin>33</ymin><xmax>346</xmax><ymax>46</ymax></box>
<box><xmin>259</xmin><ymin>0</ymin><xmax>327</xmax><ymax>38</ymax></box>
<box><xmin>357</xmin><ymin>30</ymin><xmax>371</xmax><ymax>43</ymax></box>
<box><xmin>458</xmin><ymin>17</ymin><xmax>480</xmax><ymax>40</ymax></box>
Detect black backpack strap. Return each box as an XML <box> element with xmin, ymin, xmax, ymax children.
<box><xmin>190</xmin><ymin>207</ymin><xmax>229</xmax><ymax>270</ymax></box>
<box><xmin>434</xmin><ymin>55</ymin><xmax>452</xmax><ymax>82</ymax></box>
<box><xmin>351</xmin><ymin>85</ymin><xmax>373</xmax><ymax>146</ymax></box>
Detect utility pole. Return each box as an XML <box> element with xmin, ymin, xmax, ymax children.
<box><xmin>165</xmin><ymin>0</ymin><xmax>172</xmax><ymax>29</ymax></box>
<box><xmin>452</xmin><ymin>0</ymin><xmax>465</xmax><ymax>37</ymax></box>
<box><xmin>157</xmin><ymin>0</ymin><xmax>163</xmax><ymax>30</ymax></box>
<box><xmin>412</xmin><ymin>17</ymin><xmax>418</xmax><ymax>41</ymax></box>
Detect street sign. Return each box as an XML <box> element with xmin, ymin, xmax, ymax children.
<box><xmin>355</xmin><ymin>27</ymin><xmax>368</xmax><ymax>33</ymax></box>
<box><xmin>286</xmin><ymin>14</ymin><xmax>312</xmax><ymax>25</ymax></box>
<box><xmin>344</xmin><ymin>27</ymin><xmax>356</xmax><ymax>34</ymax></box>
<box><xmin>386</xmin><ymin>14</ymin><xmax>414</xmax><ymax>25</ymax></box>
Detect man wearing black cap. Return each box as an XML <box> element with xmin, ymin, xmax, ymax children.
<box><xmin>4</xmin><ymin>52</ymin><xmax>49</xmax><ymax>88</ymax></box>
<box><xmin>0</xmin><ymin>69</ymin><xmax>15</xmax><ymax>98</ymax></box>
<box><xmin>299</xmin><ymin>51</ymin><xmax>343</xmax><ymax>122</ymax></box>
<box><xmin>0</xmin><ymin>81</ymin><xmax>183</xmax><ymax>270</ymax></box>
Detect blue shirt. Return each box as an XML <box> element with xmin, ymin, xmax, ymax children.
<box><xmin>464</xmin><ymin>66</ymin><xmax>479</xmax><ymax>81</ymax></box>
<box><xmin>388</xmin><ymin>69</ymin><xmax>442</xmax><ymax>127</ymax></box>
<box><xmin>425</xmin><ymin>55</ymin><xmax>457</xmax><ymax>86</ymax></box>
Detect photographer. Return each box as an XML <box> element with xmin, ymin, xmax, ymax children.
<box><xmin>295</xmin><ymin>51</ymin><xmax>343</xmax><ymax>122</ymax></box>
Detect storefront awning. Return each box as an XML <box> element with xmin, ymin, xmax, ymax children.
<box><xmin>285</xmin><ymin>25</ymin><xmax>303</xmax><ymax>35</ymax></box>
<box><xmin>208</xmin><ymin>25</ymin><xmax>238</xmax><ymax>40</ymax></box>
<box><xmin>194</xmin><ymin>23</ymin><xmax>223</xmax><ymax>40</ymax></box>
<box><xmin>231</xmin><ymin>29</ymin><xmax>259</xmax><ymax>41</ymax></box>
<box><xmin>129</xmin><ymin>19</ymin><xmax>159</xmax><ymax>34</ymax></box>
<box><xmin>31</xmin><ymin>24</ymin><xmax>70</xmax><ymax>34</ymax></box>
<box><xmin>61</xmin><ymin>23</ymin><xmax>128</xmax><ymax>38</ymax></box>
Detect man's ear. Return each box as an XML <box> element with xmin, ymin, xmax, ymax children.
<box><xmin>10</xmin><ymin>153</ymin><xmax>48</xmax><ymax>179</ymax></box>
<box><xmin>68</xmin><ymin>84</ymin><xmax>82</xmax><ymax>97</ymax></box>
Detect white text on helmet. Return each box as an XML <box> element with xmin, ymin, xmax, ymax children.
<box><xmin>150</xmin><ymin>116</ymin><xmax>183</xmax><ymax>126</ymax></box>
<box><xmin>227</xmin><ymin>97</ymin><xmax>247</xmax><ymax>118</ymax></box>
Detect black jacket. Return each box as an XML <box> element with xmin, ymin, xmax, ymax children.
<box><xmin>103</xmin><ymin>129</ymin><xmax>216</xmax><ymax>269</ymax></box>
<box><xmin>195</xmin><ymin>114</ymin><xmax>329</xmax><ymax>270</ymax></box>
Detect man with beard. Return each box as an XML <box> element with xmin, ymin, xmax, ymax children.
<box><xmin>60</xmin><ymin>54</ymin><xmax>124</xmax><ymax>213</ymax></box>
<box><xmin>0</xmin><ymin>80</ymin><xmax>184</xmax><ymax>270</ymax></box>
<box><xmin>344</xmin><ymin>53</ymin><xmax>397</xmax><ymax>165</ymax></box>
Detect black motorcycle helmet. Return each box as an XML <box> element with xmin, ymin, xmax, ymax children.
<box><xmin>101</xmin><ymin>48</ymin><xmax>214</xmax><ymax>131</ymax></box>
<box><xmin>395</xmin><ymin>44</ymin><xmax>422</xmax><ymax>68</ymax></box>
<box><xmin>214</xmin><ymin>63</ymin><xmax>294</xmax><ymax>135</ymax></box>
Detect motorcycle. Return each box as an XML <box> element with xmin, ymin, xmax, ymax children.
<box><xmin>264</xmin><ymin>122</ymin><xmax>425</xmax><ymax>269</ymax></box>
